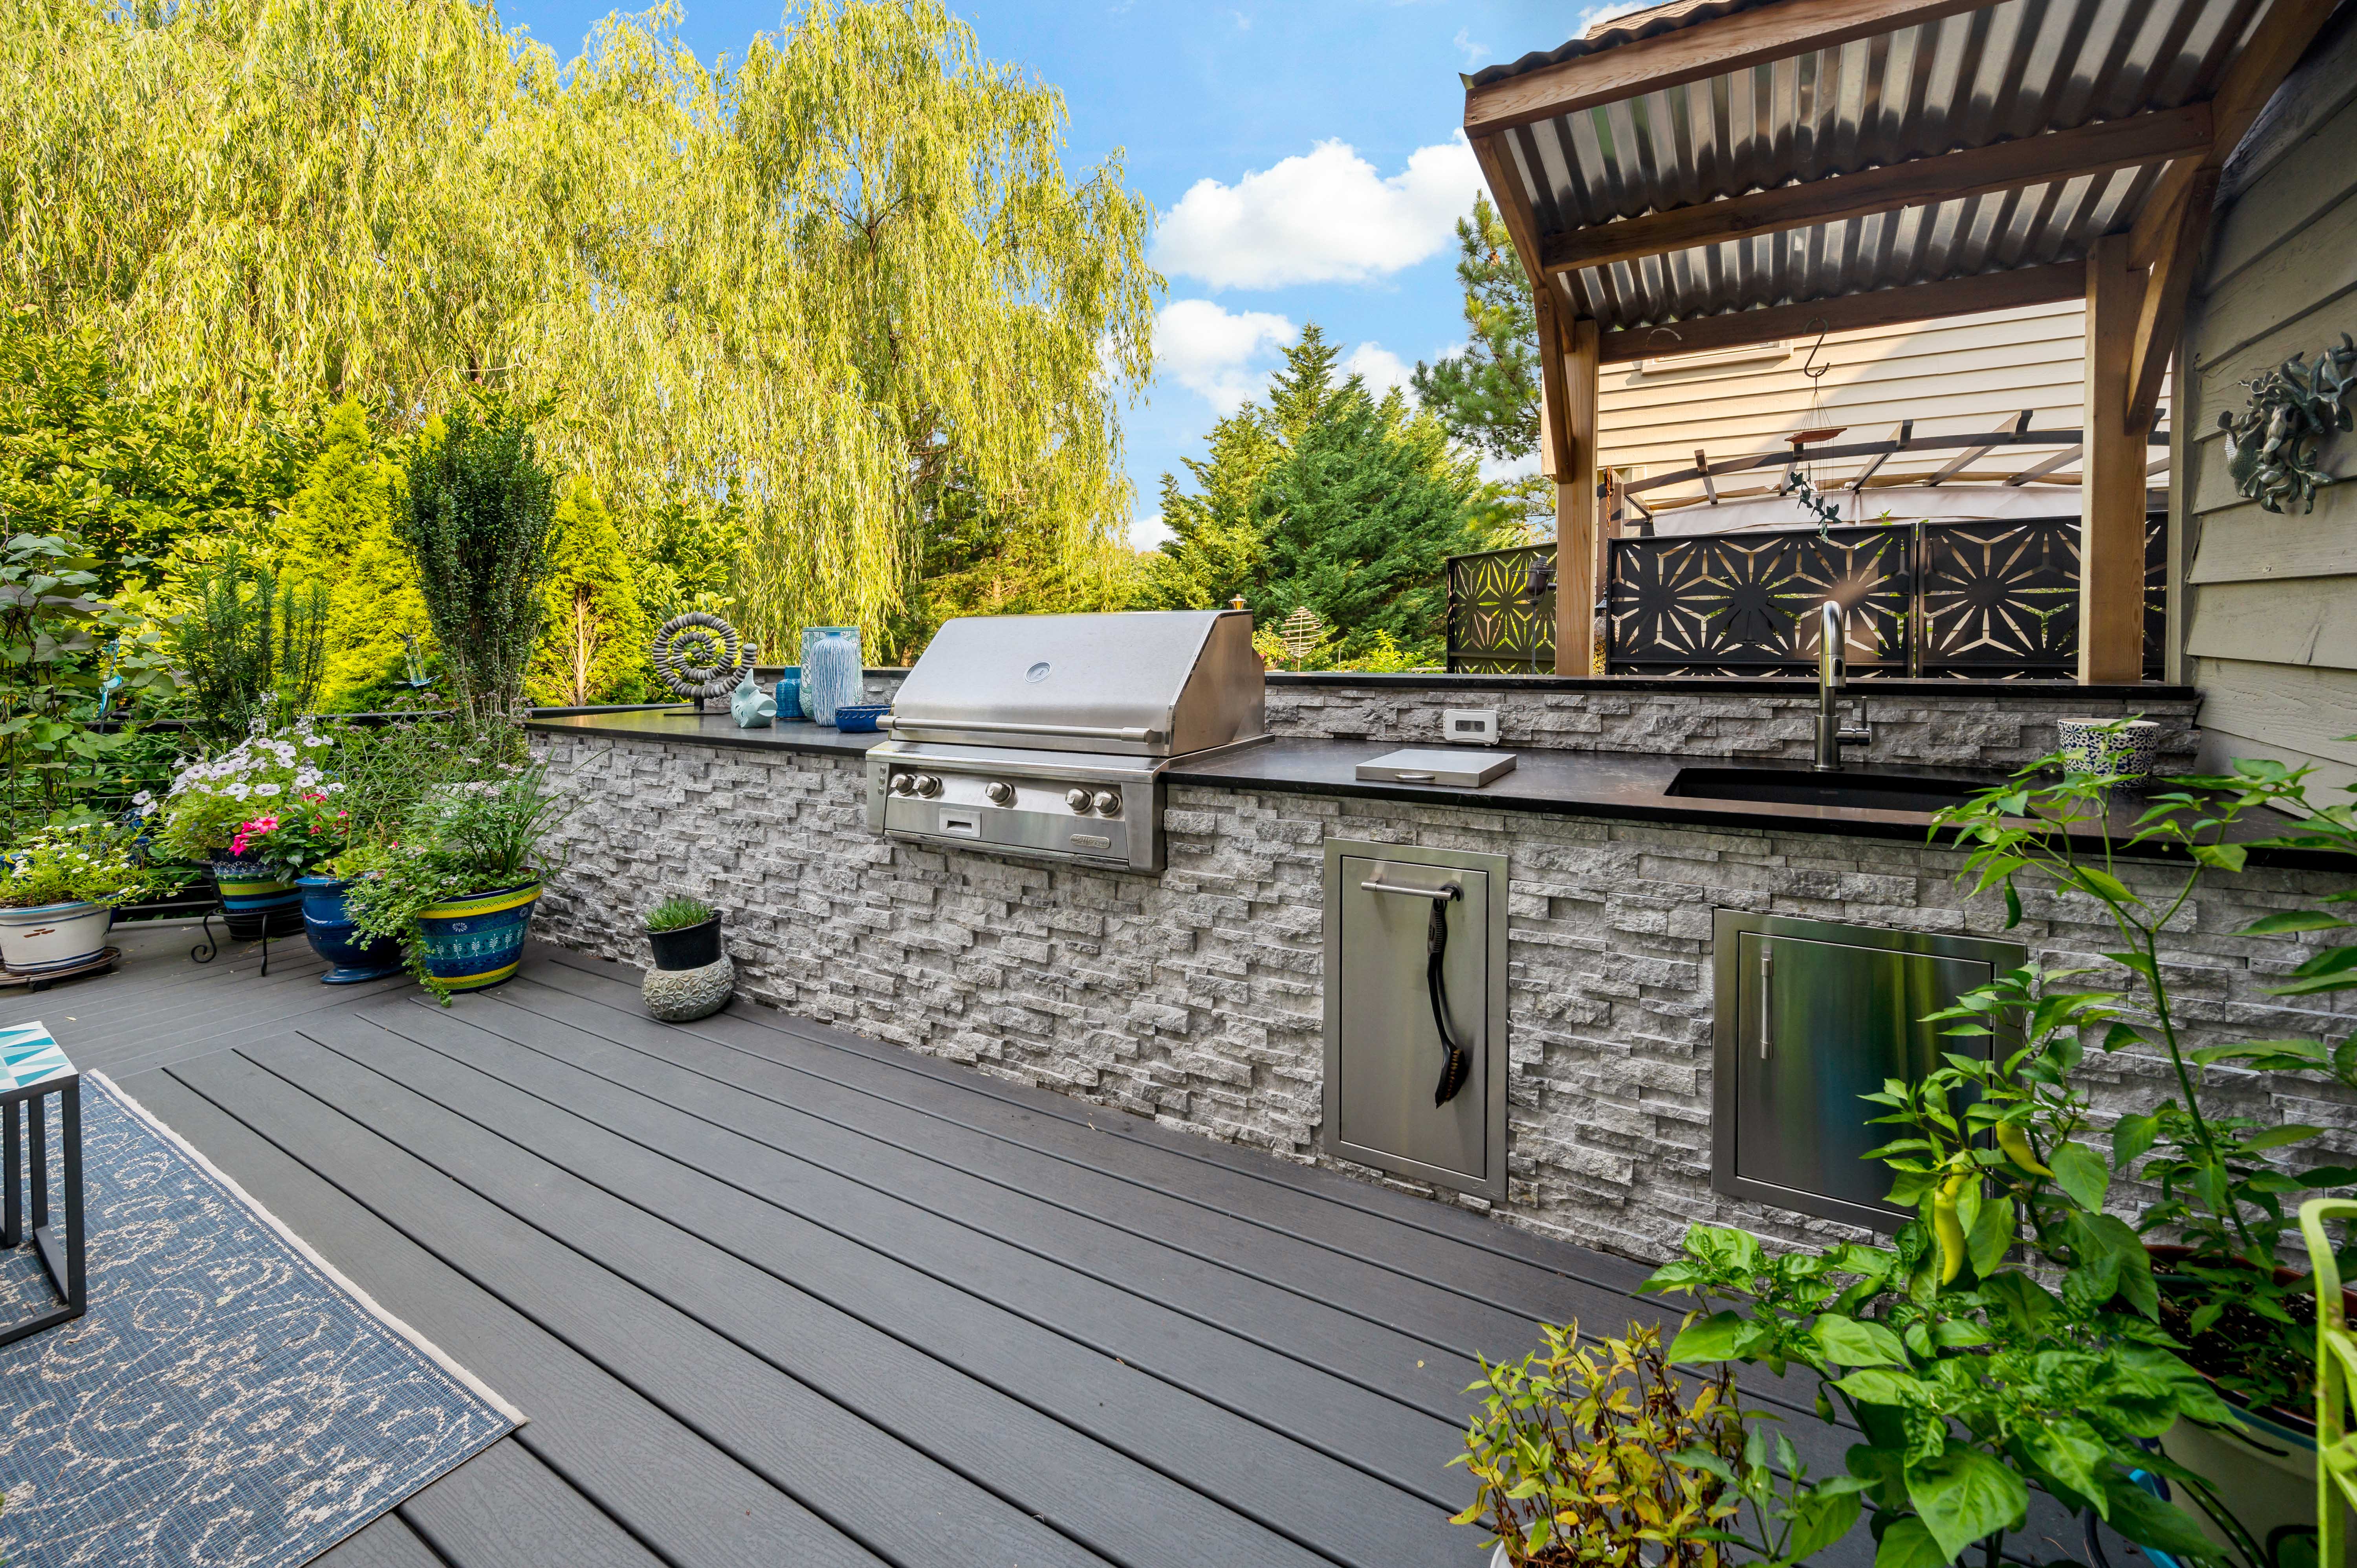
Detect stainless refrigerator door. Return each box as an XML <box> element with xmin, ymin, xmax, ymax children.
<box><xmin>1722</xmin><ymin>924</ymin><xmax>1999</xmax><ymax>1230</ymax></box>
<box><xmin>1331</xmin><ymin>855</ymin><xmax>1495</xmax><ymax>1193</ymax></box>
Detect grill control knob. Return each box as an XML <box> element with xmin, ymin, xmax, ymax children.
<box><xmin>913</xmin><ymin>774</ymin><xmax>942</xmax><ymax>798</ymax></box>
<box><xmin>983</xmin><ymin>780</ymin><xmax>1015</xmax><ymax>806</ymax></box>
<box><xmin>889</xmin><ymin>772</ymin><xmax>915</xmax><ymax>795</ymax></box>
<box><xmin>1065</xmin><ymin>787</ymin><xmax>1093</xmax><ymax>813</ymax></box>
<box><xmin>1092</xmin><ymin>788</ymin><xmax>1122</xmax><ymax>816</ymax></box>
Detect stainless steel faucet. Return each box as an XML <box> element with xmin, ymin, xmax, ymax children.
<box><xmin>1814</xmin><ymin>599</ymin><xmax>1871</xmax><ymax>771</ymax></box>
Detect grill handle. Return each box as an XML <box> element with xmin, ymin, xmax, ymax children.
<box><xmin>888</xmin><ymin>718</ymin><xmax>1164</xmax><ymax>743</ymax></box>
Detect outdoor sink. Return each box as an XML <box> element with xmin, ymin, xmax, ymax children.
<box><xmin>1665</xmin><ymin>766</ymin><xmax>1992</xmax><ymax>814</ymax></box>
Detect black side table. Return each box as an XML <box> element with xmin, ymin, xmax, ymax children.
<box><xmin>0</xmin><ymin>1022</ymin><xmax>84</xmax><ymax>1346</ymax></box>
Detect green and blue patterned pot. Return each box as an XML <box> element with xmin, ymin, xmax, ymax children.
<box><xmin>209</xmin><ymin>855</ymin><xmax>304</xmax><ymax>940</ymax></box>
<box><xmin>414</xmin><ymin>881</ymin><xmax>541</xmax><ymax>993</ymax></box>
<box><xmin>297</xmin><ymin>876</ymin><xmax>404</xmax><ymax>985</ymax></box>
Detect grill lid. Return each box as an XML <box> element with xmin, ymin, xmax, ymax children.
<box><xmin>889</xmin><ymin>610</ymin><xmax>1265</xmax><ymax>758</ymax></box>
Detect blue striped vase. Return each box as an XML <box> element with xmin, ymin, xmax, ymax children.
<box><xmin>209</xmin><ymin>855</ymin><xmax>304</xmax><ymax>939</ymax></box>
<box><xmin>413</xmin><ymin>882</ymin><xmax>541</xmax><ymax>993</ymax></box>
<box><xmin>799</xmin><ymin>626</ymin><xmax>863</xmax><ymax>725</ymax></box>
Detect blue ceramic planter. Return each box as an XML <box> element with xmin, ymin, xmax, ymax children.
<box><xmin>414</xmin><ymin>882</ymin><xmax>541</xmax><ymax>993</ymax></box>
<box><xmin>210</xmin><ymin>855</ymin><xmax>304</xmax><ymax>939</ymax></box>
<box><xmin>297</xmin><ymin>876</ymin><xmax>404</xmax><ymax>984</ymax></box>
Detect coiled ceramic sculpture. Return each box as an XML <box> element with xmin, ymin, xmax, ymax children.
<box><xmin>651</xmin><ymin>612</ymin><xmax>757</xmax><ymax>702</ymax></box>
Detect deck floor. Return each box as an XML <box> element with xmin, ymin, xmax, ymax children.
<box><xmin>27</xmin><ymin>922</ymin><xmax>1871</xmax><ymax>1568</ymax></box>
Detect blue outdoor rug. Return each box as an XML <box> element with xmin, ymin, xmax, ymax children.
<box><xmin>0</xmin><ymin>1064</ymin><xmax>522</xmax><ymax>1568</ymax></box>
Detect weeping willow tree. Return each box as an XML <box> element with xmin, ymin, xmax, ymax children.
<box><xmin>0</xmin><ymin>0</ymin><xmax>1158</xmax><ymax>657</ymax></box>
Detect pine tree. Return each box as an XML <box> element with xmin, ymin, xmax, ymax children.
<box><xmin>279</xmin><ymin>398</ymin><xmax>434</xmax><ymax>710</ymax></box>
<box><xmin>529</xmin><ymin>479</ymin><xmax>649</xmax><ymax>707</ymax></box>
<box><xmin>1142</xmin><ymin>326</ymin><xmax>1482</xmax><ymax>665</ymax></box>
<box><xmin>1410</xmin><ymin>194</ymin><xmax>1540</xmax><ymax>463</ymax></box>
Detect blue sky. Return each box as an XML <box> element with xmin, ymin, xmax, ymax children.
<box><xmin>496</xmin><ymin>1</ymin><xmax>1633</xmax><ymax>547</ymax></box>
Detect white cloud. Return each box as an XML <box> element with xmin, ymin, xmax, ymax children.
<box><xmin>1153</xmin><ymin>136</ymin><xmax>1483</xmax><ymax>290</ymax></box>
<box><xmin>1452</xmin><ymin>27</ymin><xmax>1490</xmax><ymax>67</ymax></box>
<box><xmin>1153</xmin><ymin>299</ymin><xmax>1299</xmax><ymax>414</ymax></box>
<box><xmin>1345</xmin><ymin>342</ymin><xmax>1414</xmax><ymax>401</ymax></box>
<box><xmin>1130</xmin><ymin>511</ymin><xmax>1174</xmax><ymax>551</ymax></box>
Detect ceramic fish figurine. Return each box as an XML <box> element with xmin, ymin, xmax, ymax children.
<box><xmin>729</xmin><ymin>670</ymin><xmax>776</xmax><ymax>728</ymax></box>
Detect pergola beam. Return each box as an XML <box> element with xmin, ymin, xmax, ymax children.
<box><xmin>1924</xmin><ymin>410</ymin><xmax>2034</xmax><ymax>485</ymax></box>
<box><xmin>1850</xmin><ymin>421</ymin><xmax>1912</xmax><ymax>491</ymax></box>
<box><xmin>2081</xmin><ymin>234</ymin><xmax>2148</xmax><ymax>683</ymax></box>
<box><xmin>2126</xmin><ymin>166</ymin><xmax>2219</xmax><ymax>431</ymax></box>
<box><xmin>1541</xmin><ymin>106</ymin><xmax>2210</xmax><ymax>276</ymax></box>
<box><xmin>2005</xmin><ymin>443</ymin><xmax>2083</xmax><ymax>486</ymax></box>
<box><xmin>2130</xmin><ymin>0</ymin><xmax>2342</xmax><ymax>268</ymax></box>
<box><xmin>1598</xmin><ymin>261</ymin><xmax>2088</xmax><ymax>363</ymax></box>
<box><xmin>1464</xmin><ymin>0</ymin><xmax>1993</xmax><ymax>138</ymax></box>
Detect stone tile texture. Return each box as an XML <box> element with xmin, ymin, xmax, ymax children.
<box><xmin>532</xmin><ymin>711</ymin><xmax>2357</xmax><ymax>1268</ymax></box>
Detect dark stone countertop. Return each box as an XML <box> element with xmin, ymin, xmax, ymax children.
<box><xmin>525</xmin><ymin>708</ymin><xmax>2339</xmax><ymax>873</ymax></box>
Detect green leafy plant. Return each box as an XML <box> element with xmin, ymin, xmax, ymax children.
<box><xmin>0</xmin><ymin>531</ymin><xmax>175</xmax><ymax>832</ymax></box>
<box><xmin>145</xmin><ymin>722</ymin><xmax>340</xmax><ymax>861</ymax></box>
<box><xmin>1453</xmin><ymin>1319</ymin><xmax>1859</xmax><ymax>1568</ymax></box>
<box><xmin>1</xmin><ymin>819</ymin><xmax>162</xmax><ymax>909</ymax></box>
<box><xmin>340</xmin><ymin>760</ymin><xmax>574</xmax><ymax>1001</ymax></box>
<box><xmin>1932</xmin><ymin>738</ymin><xmax>2357</xmax><ymax>1416</ymax></box>
<box><xmin>1644</xmin><ymin>1224</ymin><xmax>2232</xmax><ymax>1568</ymax></box>
<box><xmin>398</xmin><ymin>399</ymin><xmax>559</xmax><ymax>733</ymax></box>
<box><xmin>170</xmin><ymin>552</ymin><xmax>329</xmax><ymax>747</ymax></box>
<box><xmin>646</xmin><ymin>896</ymin><xmax>715</xmax><ymax>933</ymax></box>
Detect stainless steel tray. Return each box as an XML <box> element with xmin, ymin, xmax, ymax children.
<box><xmin>1354</xmin><ymin>749</ymin><xmax>1518</xmax><ymax>788</ymax></box>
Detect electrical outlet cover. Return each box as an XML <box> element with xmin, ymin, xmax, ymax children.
<box><xmin>1441</xmin><ymin>708</ymin><xmax>1499</xmax><ymax>746</ymax></box>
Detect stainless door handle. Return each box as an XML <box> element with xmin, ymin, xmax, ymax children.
<box><xmin>1760</xmin><ymin>945</ymin><xmax>1773</xmax><ymax>1059</ymax></box>
<box><xmin>1392</xmin><ymin>771</ymin><xmax>1436</xmax><ymax>782</ymax></box>
<box><xmin>1361</xmin><ymin>879</ymin><xmax>1461</xmax><ymax>900</ymax></box>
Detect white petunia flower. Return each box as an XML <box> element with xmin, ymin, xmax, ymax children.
<box><xmin>253</xmin><ymin>783</ymin><xmax>282</xmax><ymax>797</ymax></box>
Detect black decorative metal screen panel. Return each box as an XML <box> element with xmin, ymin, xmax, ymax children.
<box><xmin>1448</xmin><ymin>518</ymin><xmax>2166</xmax><ymax>678</ymax></box>
<box><xmin>1445</xmin><ymin>546</ymin><xmax>1557</xmax><ymax>674</ymax></box>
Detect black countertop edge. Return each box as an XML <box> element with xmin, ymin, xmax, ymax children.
<box><xmin>1261</xmin><ymin>672</ymin><xmax>2197</xmax><ymax>700</ymax></box>
<box><xmin>529</xmin><ymin>709</ymin><xmax>2346</xmax><ymax>874</ymax></box>
<box><xmin>526</xmin><ymin>708</ymin><xmax>883</xmax><ymax>758</ymax></box>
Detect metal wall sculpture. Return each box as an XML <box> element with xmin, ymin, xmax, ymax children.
<box><xmin>650</xmin><ymin>611</ymin><xmax>757</xmax><ymax>705</ymax></box>
<box><xmin>1445</xmin><ymin>518</ymin><xmax>2165</xmax><ymax>679</ymax></box>
<box><xmin>2219</xmin><ymin>335</ymin><xmax>2357</xmax><ymax>514</ymax></box>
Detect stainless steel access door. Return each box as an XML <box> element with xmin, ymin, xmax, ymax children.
<box><xmin>1713</xmin><ymin>912</ymin><xmax>2026</xmax><ymax>1231</ymax></box>
<box><xmin>1323</xmin><ymin>841</ymin><xmax>1509</xmax><ymax>1201</ymax></box>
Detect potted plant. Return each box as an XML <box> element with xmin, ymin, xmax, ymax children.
<box><xmin>145</xmin><ymin>722</ymin><xmax>339</xmax><ymax>938</ymax></box>
<box><xmin>340</xmin><ymin>758</ymin><xmax>573</xmax><ymax>1001</ymax></box>
<box><xmin>641</xmin><ymin>894</ymin><xmax>731</xmax><ymax>1022</ymax></box>
<box><xmin>646</xmin><ymin>896</ymin><xmax>721</xmax><ymax>969</ymax></box>
<box><xmin>0</xmin><ymin>820</ymin><xmax>160</xmax><ymax>976</ymax></box>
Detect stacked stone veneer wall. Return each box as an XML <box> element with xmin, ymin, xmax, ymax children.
<box><xmin>1263</xmin><ymin>681</ymin><xmax>2204</xmax><ymax>772</ymax></box>
<box><xmin>531</xmin><ymin>729</ymin><xmax>2357</xmax><ymax>1264</ymax></box>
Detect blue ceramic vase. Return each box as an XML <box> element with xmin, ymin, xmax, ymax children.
<box><xmin>800</xmin><ymin>626</ymin><xmax>863</xmax><ymax>725</ymax></box>
<box><xmin>773</xmin><ymin>666</ymin><xmax>804</xmax><ymax>722</ymax></box>
<box><xmin>297</xmin><ymin>875</ymin><xmax>404</xmax><ymax>984</ymax></box>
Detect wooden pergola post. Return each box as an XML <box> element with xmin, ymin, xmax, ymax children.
<box><xmin>2079</xmin><ymin>233</ymin><xmax>2149</xmax><ymax>683</ymax></box>
<box><xmin>1540</xmin><ymin>302</ymin><xmax>1601</xmax><ymax>676</ymax></box>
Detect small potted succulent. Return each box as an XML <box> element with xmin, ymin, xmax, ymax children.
<box><xmin>642</xmin><ymin>894</ymin><xmax>731</xmax><ymax>1022</ymax></box>
<box><xmin>0</xmin><ymin>820</ymin><xmax>163</xmax><ymax>976</ymax></box>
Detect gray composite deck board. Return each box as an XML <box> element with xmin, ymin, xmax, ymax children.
<box><xmin>167</xmin><ymin>1044</ymin><xmax>1099</xmax><ymax>1568</ymax></box>
<box><xmin>464</xmin><ymin>978</ymin><xmax>1499</xmax><ymax>1422</ymax></box>
<box><xmin>113</xmin><ymin>1063</ymin><xmax>886</xmax><ymax>1568</ymax></box>
<box><xmin>249</xmin><ymin>1021</ymin><xmax>1360</xmax><ymax>1568</ymax></box>
<box><xmin>393</xmin><ymin>1436</ymin><xmax>666</xmax><ymax>1568</ymax></box>
<box><xmin>303</xmin><ymin>1005</ymin><xmax>1461</xmax><ymax>1556</ymax></box>
<box><xmin>311</xmin><ymin>1510</ymin><xmax>447</xmax><ymax>1568</ymax></box>
<box><xmin>340</xmin><ymin>999</ymin><xmax>1475</xmax><ymax>1507</ymax></box>
<box><xmin>32</xmin><ymin>936</ymin><xmax>1884</xmax><ymax>1568</ymax></box>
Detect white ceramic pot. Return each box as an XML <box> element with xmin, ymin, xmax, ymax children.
<box><xmin>0</xmin><ymin>899</ymin><xmax>112</xmax><ymax>975</ymax></box>
<box><xmin>1491</xmin><ymin>1544</ymin><xmax>1510</xmax><ymax>1568</ymax></box>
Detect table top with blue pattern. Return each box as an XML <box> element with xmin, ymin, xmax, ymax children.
<box><xmin>0</xmin><ymin>1020</ymin><xmax>75</xmax><ymax>1096</ymax></box>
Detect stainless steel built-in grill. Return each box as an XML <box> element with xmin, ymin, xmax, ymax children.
<box><xmin>865</xmin><ymin>610</ymin><xmax>1267</xmax><ymax>872</ymax></box>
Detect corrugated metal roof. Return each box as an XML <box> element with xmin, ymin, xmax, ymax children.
<box><xmin>1464</xmin><ymin>0</ymin><xmax>1786</xmax><ymax>89</ymax></box>
<box><xmin>1479</xmin><ymin>0</ymin><xmax>2264</xmax><ymax>333</ymax></box>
